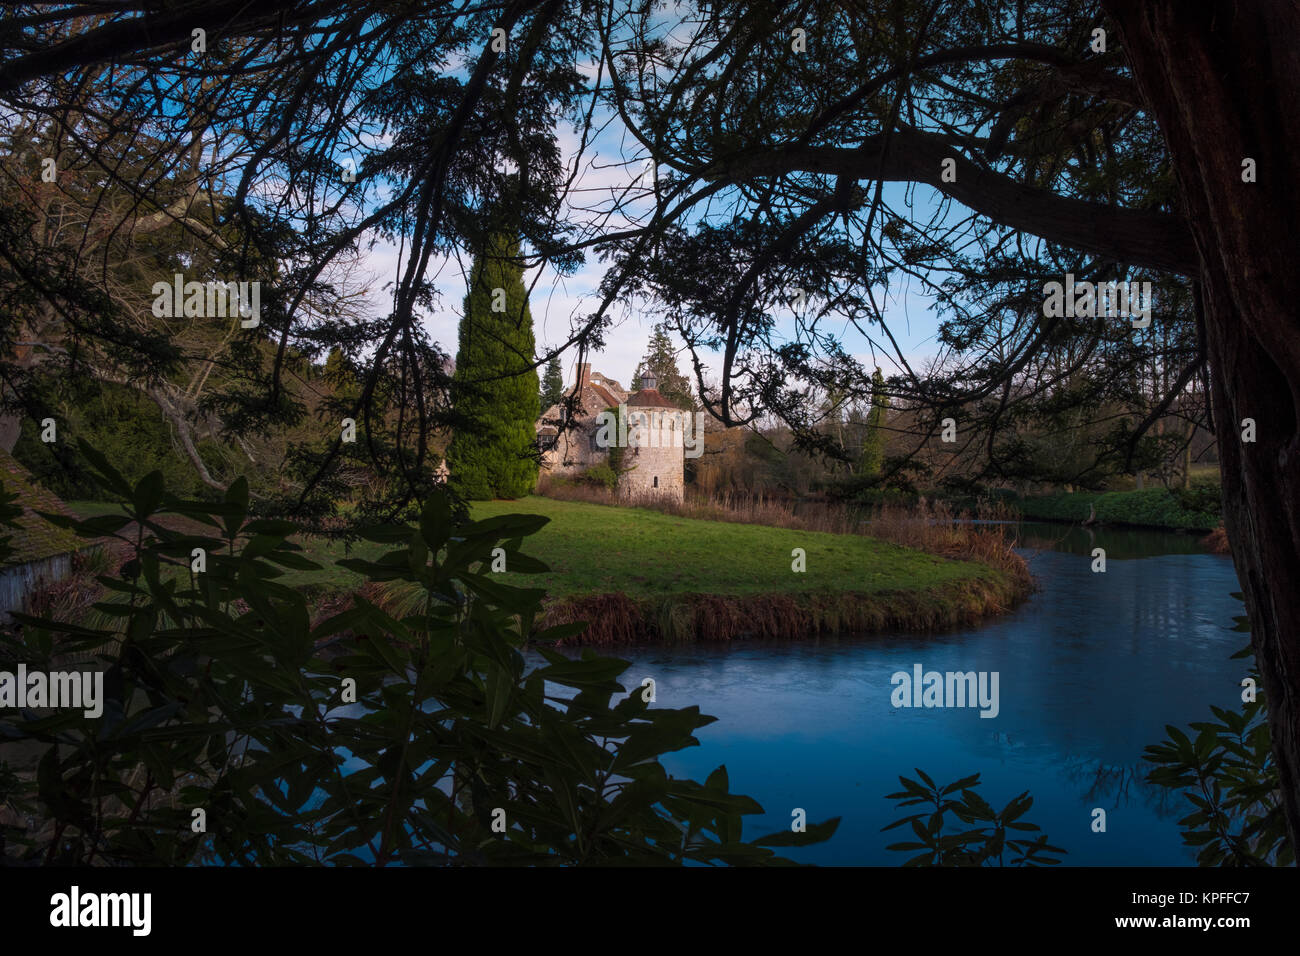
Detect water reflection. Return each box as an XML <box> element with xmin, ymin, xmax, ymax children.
<box><xmin>528</xmin><ymin>521</ymin><xmax>1240</xmax><ymax>865</ymax></box>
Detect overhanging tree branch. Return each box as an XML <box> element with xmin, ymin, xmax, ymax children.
<box><xmin>702</xmin><ymin>126</ymin><xmax>1196</xmax><ymax>275</ymax></box>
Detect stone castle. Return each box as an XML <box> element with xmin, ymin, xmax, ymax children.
<box><xmin>537</xmin><ymin>363</ymin><xmax>688</xmax><ymax>502</ymax></box>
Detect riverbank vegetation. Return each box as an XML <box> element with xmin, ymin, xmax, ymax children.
<box><xmin>463</xmin><ymin>495</ymin><xmax>1031</xmax><ymax>644</ymax></box>
<box><xmin>1010</xmin><ymin>485</ymin><xmax>1220</xmax><ymax>532</ymax></box>
<box><xmin>55</xmin><ymin>492</ymin><xmax>1032</xmax><ymax>644</ymax></box>
<box><xmin>1201</xmin><ymin>524</ymin><xmax>1232</xmax><ymax>555</ymax></box>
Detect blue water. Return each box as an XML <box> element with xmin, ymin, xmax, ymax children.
<box><xmin>531</xmin><ymin>523</ymin><xmax>1243</xmax><ymax>865</ymax></box>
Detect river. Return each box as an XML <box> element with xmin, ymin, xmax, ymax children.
<box><xmin>542</xmin><ymin>521</ymin><xmax>1243</xmax><ymax>865</ymax></box>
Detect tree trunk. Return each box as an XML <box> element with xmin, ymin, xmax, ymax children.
<box><xmin>1104</xmin><ymin>0</ymin><xmax>1300</xmax><ymax>855</ymax></box>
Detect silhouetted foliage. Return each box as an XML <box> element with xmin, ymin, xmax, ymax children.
<box><xmin>884</xmin><ymin>770</ymin><xmax>1065</xmax><ymax>867</ymax></box>
<box><xmin>1144</xmin><ymin>597</ymin><xmax>1291</xmax><ymax>866</ymax></box>
<box><xmin>0</xmin><ymin>442</ymin><xmax>838</xmax><ymax>865</ymax></box>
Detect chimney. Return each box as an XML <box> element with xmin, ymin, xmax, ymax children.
<box><xmin>578</xmin><ymin>363</ymin><xmax>591</xmax><ymax>387</ymax></box>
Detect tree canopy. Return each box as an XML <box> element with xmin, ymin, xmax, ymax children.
<box><xmin>0</xmin><ymin>0</ymin><xmax>1207</xmax><ymax>501</ymax></box>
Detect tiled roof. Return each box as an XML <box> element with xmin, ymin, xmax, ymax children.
<box><xmin>538</xmin><ymin>378</ymin><xmax>628</xmax><ymax>426</ymax></box>
<box><xmin>627</xmin><ymin>387</ymin><xmax>680</xmax><ymax>409</ymax></box>
<box><xmin>0</xmin><ymin>447</ymin><xmax>82</xmax><ymax>567</ymax></box>
<box><xmin>589</xmin><ymin>383</ymin><xmax>620</xmax><ymax>408</ymax></box>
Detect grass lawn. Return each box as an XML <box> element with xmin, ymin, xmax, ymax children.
<box><xmin>70</xmin><ymin>495</ymin><xmax>993</xmax><ymax>599</ymax></box>
<box><xmin>469</xmin><ymin>496</ymin><xmax>999</xmax><ymax>600</ymax></box>
<box><xmin>65</xmin><ymin>500</ymin><xmax>124</xmax><ymax>520</ymax></box>
<box><xmin>64</xmin><ymin>495</ymin><xmax>1022</xmax><ymax>642</ymax></box>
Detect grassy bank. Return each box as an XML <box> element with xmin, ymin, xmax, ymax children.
<box><xmin>1012</xmin><ymin>486</ymin><xmax>1219</xmax><ymax>532</ymax></box>
<box><xmin>63</xmin><ymin>496</ymin><xmax>1031</xmax><ymax>645</ymax></box>
<box><xmin>463</xmin><ymin>497</ymin><xmax>1028</xmax><ymax>644</ymax></box>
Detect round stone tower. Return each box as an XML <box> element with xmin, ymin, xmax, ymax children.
<box><xmin>621</xmin><ymin>372</ymin><xmax>686</xmax><ymax>503</ymax></box>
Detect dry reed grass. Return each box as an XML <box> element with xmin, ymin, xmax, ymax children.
<box><xmin>536</xmin><ymin>575</ymin><xmax>1025</xmax><ymax>646</ymax></box>
<box><xmin>23</xmin><ymin>544</ymin><xmax>119</xmax><ymax>621</ymax></box>
<box><xmin>865</xmin><ymin>498</ymin><xmax>1031</xmax><ymax>587</ymax></box>
<box><xmin>1201</xmin><ymin>522</ymin><xmax>1231</xmax><ymax>555</ymax></box>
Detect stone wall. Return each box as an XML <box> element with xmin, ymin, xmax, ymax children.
<box><xmin>536</xmin><ymin>366</ymin><xmax>629</xmax><ymax>478</ymax></box>
<box><xmin>540</xmin><ymin>423</ymin><xmax>604</xmax><ymax>476</ymax></box>
<box><xmin>619</xmin><ymin>408</ymin><xmax>686</xmax><ymax>503</ymax></box>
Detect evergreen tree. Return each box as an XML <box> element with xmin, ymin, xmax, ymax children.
<box><xmin>540</xmin><ymin>354</ymin><xmax>564</xmax><ymax>409</ymax></box>
<box><xmin>858</xmin><ymin>368</ymin><xmax>890</xmax><ymax>479</ymax></box>
<box><xmin>633</xmin><ymin>321</ymin><xmax>695</xmax><ymax>409</ymax></box>
<box><xmin>445</xmin><ymin>231</ymin><xmax>540</xmax><ymax>499</ymax></box>
<box><xmin>323</xmin><ymin>347</ymin><xmax>361</xmax><ymax>403</ymax></box>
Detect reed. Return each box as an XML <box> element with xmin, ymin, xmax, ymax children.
<box><xmin>1201</xmin><ymin>522</ymin><xmax>1231</xmax><ymax>555</ymax></box>
<box><xmin>539</xmin><ymin>476</ymin><xmax>861</xmax><ymax>534</ymax></box>
<box><xmin>536</xmin><ymin>574</ymin><xmax>1026</xmax><ymax>646</ymax></box>
<box><xmin>864</xmin><ymin>498</ymin><xmax>1031</xmax><ymax>588</ymax></box>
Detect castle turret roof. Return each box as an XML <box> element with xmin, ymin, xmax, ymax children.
<box><xmin>627</xmin><ymin>387</ymin><xmax>680</xmax><ymax>409</ymax></box>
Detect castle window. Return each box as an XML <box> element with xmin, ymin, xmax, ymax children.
<box><xmin>653</xmin><ymin>476</ymin><xmax>658</xmax><ymax>488</ymax></box>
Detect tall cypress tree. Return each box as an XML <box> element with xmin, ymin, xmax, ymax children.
<box><xmin>858</xmin><ymin>368</ymin><xmax>889</xmax><ymax>479</ymax></box>
<box><xmin>445</xmin><ymin>231</ymin><xmax>540</xmax><ymax>499</ymax></box>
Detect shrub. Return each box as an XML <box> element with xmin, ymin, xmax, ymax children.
<box><xmin>578</xmin><ymin>461</ymin><xmax>620</xmax><ymax>493</ymax></box>
<box><xmin>1143</xmin><ymin>595</ymin><xmax>1291</xmax><ymax>866</ymax></box>
<box><xmin>1015</xmin><ymin>487</ymin><xmax>1219</xmax><ymax>530</ymax></box>
<box><xmin>12</xmin><ymin>381</ymin><xmax>218</xmax><ymax>501</ymax></box>
<box><xmin>883</xmin><ymin>770</ymin><xmax>1064</xmax><ymax>866</ymax></box>
<box><xmin>1174</xmin><ymin>480</ymin><xmax>1223</xmax><ymax>517</ymax></box>
<box><xmin>0</xmin><ymin>441</ymin><xmax>838</xmax><ymax>865</ymax></box>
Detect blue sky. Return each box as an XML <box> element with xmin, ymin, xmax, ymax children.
<box><xmin>346</xmin><ymin>52</ymin><xmax>953</xmax><ymax>395</ymax></box>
